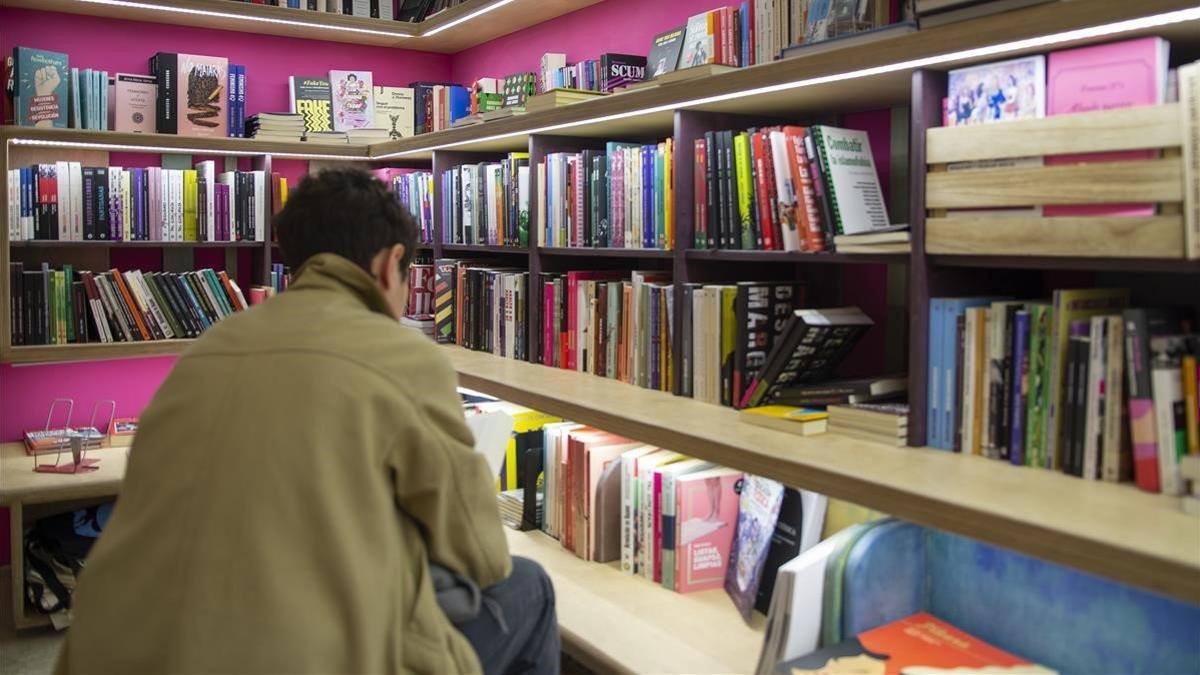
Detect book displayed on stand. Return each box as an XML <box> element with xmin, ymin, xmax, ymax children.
<box><xmin>329</xmin><ymin>69</ymin><xmax>374</xmax><ymax>131</ymax></box>
<box><xmin>538</xmin><ymin>140</ymin><xmax>674</xmax><ymax>250</ymax></box>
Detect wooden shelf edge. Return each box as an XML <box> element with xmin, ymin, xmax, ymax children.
<box><xmin>440</xmin><ymin>244</ymin><xmax>529</xmax><ymax>254</ymax></box>
<box><xmin>1</xmin><ymin>126</ymin><xmax>370</xmax><ymax>159</ymax></box>
<box><xmin>10</xmin><ymin>240</ymin><xmax>265</xmax><ymax>249</ymax></box>
<box><xmin>538</xmin><ymin>247</ymin><xmax>674</xmax><ymax>259</ymax></box>
<box><xmin>2</xmin><ymin>340</ymin><xmax>193</xmax><ymax>364</ymax></box>
<box><xmin>446</xmin><ymin>346</ymin><xmax>1200</xmax><ymax>604</ymax></box>
<box><xmin>684</xmin><ymin>249</ymin><xmax>908</xmax><ymax>264</ymax></box>
<box><xmin>927</xmin><ymin>253</ymin><xmax>1200</xmax><ymax>274</ymax></box>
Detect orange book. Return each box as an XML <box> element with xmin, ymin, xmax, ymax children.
<box><xmin>707</xmin><ymin>11</ymin><xmax>720</xmax><ymax>66</ymax></box>
<box><xmin>109</xmin><ymin>269</ymin><xmax>151</xmax><ymax>340</ymax></box>
<box><xmin>784</xmin><ymin>613</ymin><xmax>1042</xmax><ymax>675</ymax></box>
<box><xmin>217</xmin><ymin>270</ymin><xmax>246</xmax><ymax>312</ymax></box>
<box><xmin>783</xmin><ymin>126</ymin><xmax>825</xmax><ymax>252</ymax></box>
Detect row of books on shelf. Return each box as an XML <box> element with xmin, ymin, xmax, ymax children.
<box><xmin>439</xmin><ymin>155</ymin><xmax>531</xmax><ymax>247</ymax></box>
<box><xmin>421</xmin><ymin>260</ymin><xmax>530</xmax><ymax>360</ymax></box>
<box><xmin>538</xmin><ymin>140</ymin><xmax>676</xmax><ymax>250</ymax></box>
<box><xmin>6</xmin><ymin>163</ymin><xmax>276</xmax><ymax>243</ymax></box>
<box><xmin>694</xmin><ymin>124</ymin><xmax>898</xmax><ymax>252</ymax></box>
<box><xmin>376</xmin><ymin>169</ymin><xmax>435</xmax><ymax>244</ymax></box>
<box><xmin>537</xmin><ymin>53</ymin><xmax>647</xmax><ymax>95</ymax></box>
<box><xmin>928</xmin><ymin>291</ymin><xmax>1200</xmax><ymax>495</ymax></box>
<box><xmin>7</xmin><ymin>263</ymin><xmax>249</xmax><ymax>346</ymax></box>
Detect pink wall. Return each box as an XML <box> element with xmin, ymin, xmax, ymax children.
<box><xmin>450</xmin><ymin>0</ymin><xmax>723</xmax><ymax>85</ymax></box>
<box><xmin>0</xmin><ymin>7</ymin><xmax>452</xmax><ymax>117</ymax></box>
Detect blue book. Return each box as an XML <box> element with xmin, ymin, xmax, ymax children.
<box><xmin>741</xmin><ymin>1</ymin><xmax>750</xmax><ymax>66</ymax></box>
<box><xmin>447</xmin><ymin>85</ymin><xmax>470</xmax><ymax>124</ymax></box>
<box><xmin>14</xmin><ymin>47</ymin><xmax>69</xmax><ymax>128</ymax></box>
<box><xmin>938</xmin><ymin>296</ymin><xmax>1010</xmax><ymax>449</ymax></box>
<box><xmin>236</xmin><ymin>65</ymin><xmax>247</xmax><ymax>138</ymax></box>
<box><xmin>927</xmin><ymin>298</ymin><xmax>944</xmax><ymax>449</ymax></box>
<box><xmin>69</xmin><ymin>68</ymin><xmax>81</xmax><ymax>129</ymax></box>
<box><xmin>227</xmin><ymin>65</ymin><xmax>237</xmax><ymax>137</ymax></box>
<box><xmin>1010</xmin><ymin>310</ymin><xmax>1031</xmax><ymax>465</ymax></box>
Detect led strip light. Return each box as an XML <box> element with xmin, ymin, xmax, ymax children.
<box><xmin>421</xmin><ymin>0</ymin><xmax>516</xmax><ymax>36</ymax></box>
<box><xmin>72</xmin><ymin>0</ymin><xmax>413</xmax><ymax>38</ymax></box>
<box><xmin>375</xmin><ymin>6</ymin><xmax>1200</xmax><ymax>159</ymax></box>
<box><xmin>6</xmin><ymin>138</ymin><xmax>369</xmax><ymax>162</ymax></box>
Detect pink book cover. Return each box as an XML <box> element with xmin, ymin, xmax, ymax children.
<box><xmin>652</xmin><ymin>469</ymin><xmax>665</xmax><ymax>582</ymax></box>
<box><xmin>675</xmin><ymin>468</ymin><xmax>743</xmax><ymax>593</ymax></box>
<box><xmin>148</xmin><ymin>167</ymin><xmax>161</xmax><ymax>241</ymax></box>
<box><xmin>176</xmin><ymin>54</ymin><xmax>229</xmax><ymax>139</ymax></box>
<box><xmin>113</xmin><ymin>73</ymin><xmax>156</xmax><ymax>134</ymax></box>
<box><xmin>612</xmin><ymin>150</ymin><xmax>623</xmax><ymax>248</ymax></box>
<box><xmin>1045</xmin><ymin>37</ymin><xmax>1169</xmax><ymax>217</ymax></box>
<box><xmin>543</xmin><ymin>281</ymin><xmax>556</xmax><ymax>366</ymax></box>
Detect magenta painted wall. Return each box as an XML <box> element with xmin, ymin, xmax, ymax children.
<box><xmin>0</xmin><ymin>7</ymin><xmax>452</xmax><ymax>117</ymax></box>
<box><xmin>449</xmin><ymin>0</ymin><xmax>724</xmax><ymax>85</ymax></box>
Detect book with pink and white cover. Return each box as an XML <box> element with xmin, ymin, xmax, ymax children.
<box><xmin>1045</xmin><ymin>37</ymin><xmax>1170</xmax><ymax>217</ymax></box>
<box><xmin>674</xmin><ymin>466</ymin><xmax>743</xmax><ymax>594</ymax></box>
<box><xmin>329</xmin><ymin>70</ymin><xmax>374</xmax><ymax>131</ymax></box>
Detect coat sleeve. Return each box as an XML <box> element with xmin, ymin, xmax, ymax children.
<box><xmin>389</xmin><ymin>349</ymin><xmax>512</xmax><ymax>589</ymax></box>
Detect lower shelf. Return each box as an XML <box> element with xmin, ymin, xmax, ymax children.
<box><xmin>505</xmin><ymin>528</ymin><xmax>764</xmax><ymax>674</ymax></box>
<box><xmin>2</xmin><ymin>340</ymin><xmax>193</xmax><ymax>364</ymax></box>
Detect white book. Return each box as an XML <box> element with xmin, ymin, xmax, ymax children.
<box><xmin>253</xmin><ymin>170</ymin><xmax>267</xmax><ymax>241</ymax></box>
<box><xmin>619</xmin><ymin>445</ymin><xmax>657</xmax><ymax>574</ymax></box>
<box><xmin>68</xmin><ymin>162</ymin><xmax>83</xmax><ymax>242</ymax></box>
<box><xmin>176</xmin><ymin>170</ymin><xmax>187</xmax><ymax>242</ymax></box>
<box><xmin>158</xmin><ymin>169</ymin><xmax>169</xmax><ymax>241</ymax></box>
<box><xmin>769</xmin><ymin>131</ymin><xmax>801</xmax><ymax>252</ymax></box>
<box><xmin>95</xmin><ymin>275</ymin><xmax>132</xmax><ymax>342</ymax></box>
<box><xmin>960</xmin><ymin>308</ymin><xmax>981</xmax><ymax>453</ymax></box>
<box><xmin>87</xmin><ymin>279</ymin><xmax>112</xmax><ymax>343</ymax></box>
<box><xmin>460</xmin><ymin>166</ymin><xmax>474</xmax><ymax>245</ymax></box>
<box><xmin>107</xmin><ymin>168</ymin><xmax>120</xmax><ymax>242</ymax></box>
<box><xmin>536</xmin><ymin>162</ymin><xmax>546</xmax><ymax>248</ymax></box>
<box><xmin>121</xmin><ymin>168</ymin><xmax>132</xmax><ymax>241</ymax></box>
<box><xmin>692</xmin><ymin>288</ymin><xmax>706</xmax><ymax>403</ymax></box>
<box><xmin>485</xmin><ymin>164</ymin><xmax>500</xmax><ymax>245</ymax></box>
<box><xmin>812</xmin><ymin>125</ymin><xmax>890</xmax><ymax>235</ymax></box>
<box><xmin>7</xmin><ymin>170</ymin><xmax>18</xmax><ymax>241</ymax></box>
<box><xmin>55</xmin><ymin>161</ymin><xmax>70</xmax><ymax>240</ymax></box>
<box><xmin>1180</xmin><ymin>61</ymin><xmax>1199</xmax><ymax>260</ymax></box>
<box><xmin>1081</xmin><ymin>315</ymin><xmax>1108</xmax><ymax>480</ymax></box>
<box><xmin>638</xmin><ymin>451</ymin><xmax>684</xmax><ymax>579</ymax></box>
<box><xmin>1152</xmin><ymin>364</ymin><xmax>1184</xmax><ymax>495</ymax></box>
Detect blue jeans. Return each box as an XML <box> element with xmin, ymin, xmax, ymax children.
<box><xmin>456</xmin><ymin>556</ymin><xmax>560</xmax><ymax>675</ymax></box>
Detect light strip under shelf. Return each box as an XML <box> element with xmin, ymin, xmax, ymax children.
<box><xmin>7</xmin><ymin>138</ymin><xmax>368</xmax><ymax>161</ymax></box>
<box><xmin>73</xmin><ymin>0</ymin><xmax>413</xmax><ymax>38</ymax></box>
<box><xmin>420</xmin><ymin>0</ymin><xmax>516</xmax><ymax>36</ymax></box>
<box><xmin>374</xmin><ymin>6</ymin><xmax>1200</xmax><ymax>159</ymax></box>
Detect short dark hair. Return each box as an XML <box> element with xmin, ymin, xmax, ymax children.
<box><xmin>274</xmin><ymin>168</ymin><xmax>416</xmax><ymax>278</ymax></box>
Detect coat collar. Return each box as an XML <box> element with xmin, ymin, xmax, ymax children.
<box><xmin>290</xmin><ymin>253</ymin><xmax>395</xmax><ymax>318</ymax></box>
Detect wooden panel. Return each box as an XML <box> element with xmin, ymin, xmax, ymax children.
<box><xmin>1</xmin><ymin>339</ymin><xmax>192</xmax><ymax>364</ymax></box>
<box><xmin>445</xmin><ymin>345</ymin><xmax>1200</xmax><ymax>603</ymax></box>
<box><xmin>926</xmin><ymin>159</ymin><xmax>1183</xmax><ymax>209</ymax></box>
<box><xmin>506</xmin><ymin>529</ymin><xmax>764</xmax><ymax>675</ymax></box>
<box><xmin>926</xmin><ymin>104</ymin><xmax>1182</xmax><ymax>164</ymax></box>
<box><xmin>926</xmin><ymin>216</ymin><xmax>1186</xmax><ymax>259</ymax></box>
<box><xmin>2</xmin><ymin>127</ymin><xmax>368</xmax><ymax>160</ymax></box>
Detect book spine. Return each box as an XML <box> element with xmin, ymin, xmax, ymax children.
<box><xmin>152</xmin><ymin>53</ymin><xmax>177</xmax><ymax>134</ymax></box>
<box><xmin>1101</xmin><ymin>317</ymin><xmax>1127</xmax><ymax>482</ymax></box>
<box><xmin>1124</xmin><ymin>309</ymin><xmax>1160</xmax><ymax>491</ymax></box>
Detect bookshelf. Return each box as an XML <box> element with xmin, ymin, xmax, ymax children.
<box><xmin>449</xmin><ymin>345</ymin><xmax>1200</xmax><ymax>604</ymax></box>
<box><xmin>0</xmin><ymin>0</ymin><xmax>605</xmax><ymax>51</ymax></box>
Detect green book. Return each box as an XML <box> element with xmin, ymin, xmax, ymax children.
<box><xmin>734</xmin><ymin>131</ymin><xmax>754</xmax><ymax>249</ymax></box>
<box><xmin>63</xmin><ymin>264</ymin><xmax>75</xmax><ymax>343</ymax></box>
<box><xmin>1025</xmin><ymin>303</ymin><xmax>1052</xmax><ymax>467</ymax></box>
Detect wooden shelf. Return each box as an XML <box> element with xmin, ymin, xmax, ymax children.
<box><xmin>445</xmin><ymin>345</ymin><xmax>1200</xmax><ymax>603</ymax></box>
<box><xmin>2</xmin><ymin>339</ymin><xmax>193</xmax><ymax>364</ymax></box>
<box><xmin>506</xmin><ymin>528</ymin><xmax>764</xmax><ymax>675</ymax></box>
<box><xmin>1</xmin><ymin>126</ymin><xmax>369</xmax><ymax>160</ymax></box>
<box><xmin>440</xmin><ymin>244</ymin><xmax>528</xmax><ymax>255</ymax></box>
<box><xmin>0</xmin><ymin>0</ymin><xmax>604</xmax><ymax>52</ymax></box>
<box><xmin>0</xmin><ymin>442</ymin><xmax>130</xmax><ymax>508</ymax></box>
<box><xmin>928</xmin><ymin>254</ymin><xmax>1200</xmax><ymax>274</ymax></box>
<box><xmin>538</xmin><ymin>247</ymin><xmax>674</xmax><ymax>259</ymax></box>
<box><xmin>684</xmin><ymin>249</ymin><xmax>907</xmax><ymax>264</ymax></box>
<box><xmin>10</xmin><ymin>240</ymin><xmax>264</xmax><ymax>249</ymax></box>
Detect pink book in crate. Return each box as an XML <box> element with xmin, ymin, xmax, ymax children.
<box><xmin>1045</xmin><ymin>37</ymin><xmax>1169</xmax><ymax>217</ymax></box>
<box><xmin>674</xmin><ymin>466</ymin><xmax>743</xmax><ymax>594</ymax></box>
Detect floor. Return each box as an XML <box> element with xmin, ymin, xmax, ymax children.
<box><xmin>0</xmin><ymin>567</ymin><xmax>63</xmax><ymax>675</ymax></box>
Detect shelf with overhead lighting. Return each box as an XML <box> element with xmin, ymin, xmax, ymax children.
<box><xmin>0</xmin><ymin>0</ymin><xmax>604</xmax><ymax>52</ymax></box>
<box><xmin>0</xmin><ymin>126</ymin><xmax>370</xmax><ymax>161</ymax></box>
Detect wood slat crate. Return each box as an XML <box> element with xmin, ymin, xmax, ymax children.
<box><xmin>924</xmin><ymin>104</ymin><xmax>1188</xmax><ymax>259</ymax></box>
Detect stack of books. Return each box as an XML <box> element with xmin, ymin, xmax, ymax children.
<box><xmin>524</xmin><ymin>88</ymin><xmax>607</xmax><ymax>113</ymax></box>
<box><xmin>401</xmin><ymin>315</ymin><xmax>435</xmax><ymax>339</ymax></box>
<box><xmin>305</xmin><ymin>130</ymin><xmax>349</xmax><ymax>144</ymax></box>
<box><xmin>827</xmin><ymin>403</ymin><xmax>909</xmax><ymax>446</ymax></box>
<box><xmin>346</xmin><ymin>127</ymin><xmax>391</xmax><ymax>145</ymax></box>
<box><xmin>832</xmin><ymin>229</ymin><xmax>911</xmax><ymax>254</ymax></box>
<box><xmin>497</xmin><ymin>489</ymin><xmax>540</xmax><ymax>529</ymax></box>
<box><xmin>738</xmin><ymin>406</ymin><xmax>829</xmax><ymax>436</ymax></box>
<box><xmin>245</xmin><ymin>112</ymin><xmax>305</xmax><ymax>142</ymax></box>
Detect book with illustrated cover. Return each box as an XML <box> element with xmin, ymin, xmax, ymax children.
<box><xmin>113</xmin><ymin>74</ymin><xmax>156</xmax><ymax>134</ymax></box>
<box><xmin>175</xmin><ymin>54</ymin><xmax>228</xmax><ymax>138</ymax></box>
<box><xmin>373</xmin><ymin>85</ymin><xmax>414</xmax><ymax>139</ymax></box>
<box><xmin>329</xmin><ymin>70</ymin><xmax>374</xmax><ymax>131</ymax></box>
<box><xmin>1024</xmin><ymin>303</ymin><xmax>1052</xmax><ymax>467</ymax></box>
<box><xmin>679</xmin><ymin>12</ymin><xmax>715</xmax><ymax>70</ymax></box>
<box><xmin>14</xmin><ymin>47</ymin><xmax>68</xmax><ymax>128</ymax></box>
<box><xmin>725</xmin><ymin>475</ymin><xmax>785</xmax><ymax>619</ymax></box>
<box><xmin>733</xmin><ymin>281</ymin><xmax>803</xmax><ymax>408</ymax></box>
<box><xmin>288</xmin><ymin>75</ymin><xmax>333</xmax><ymax>133</ymax></box>
<box><xmin>946</xmin><ymin>55</ymin><xmax>1045</xmax><ymax>126</ymax></box>
<box><xmin>647</xmin><ymin>26</ymin><xmax>686</xmax><ymax>79</ymax></box>
<box><xmin>674</xmin><ymin>466</ymin><xmax>742</xmax><ymax>594</ymax></box>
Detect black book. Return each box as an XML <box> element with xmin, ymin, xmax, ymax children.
<box><xmin>165</xmin><ymin>273</ymin><xmax>203</xmax><ymax>336</ymax></box>
<box><xmin>1060</xmin><ymin>327</ymin><xmax>1082</xmax><ymax>473</ymax></box>
<box><xmin>342</xmin><ymin>0</ymin><xmax>353</xmax><ymax>14</ymax></box>
<box><xmin>82</xmin><ymin>167</ymin><xmax>97</xmax><ymax>240</ymax></box>
<box><xmin>753</xmin><ymin>487</ymin><xmax>804</xmax><ymax>614</ymax></box>
<box><xmin>144</xmin><ymin>274</ymin><xmax>184</xmax><ymax>339</ymax></box>
<box><xmin>307</xmin><ymin>0</ymin><xmax>318</xmax><ymax>8</ymax></box>
<box><xmin>94</xmin><ymin>167</ymin><xmax>109</xmax><ymax>240</ymax></box>
<box><xmin>1070</xmin><ymin>324</ymin><xmax>1092</xmax><ymax>476</ymax></box>
<box><xmin>182</xmin><ymin>272</ymin><xmax>217</xmax><ymax>325</ymax></box>
<box><xmin>580</xmin><ymin>150</ymin><xmax>593</xmax><ymax>246</ymax></box>
<box><xmin>149</xmin><ymin>52</ymin><xmax>178</xmax><ymax>135</ymax></box>
<box><xmin>704</xmin><ymin>131</ymin><xmax>718</xmax><ymax>249</ymax></box>
<box><xmin>39</xmin><ymin>263</ymin><xmax>51</xmax><ymax>345</ymax></box>
<box><xmin>239</xmin><ymin>172</ymin><xmax>251</xmax><ymax>241</ymax></box>
<box><xmin>36</xmin><ymin>164</ymin><xmax>56</xmax><ymax>240</ymax></box>
<box><xmin>733</xmin><ymin>281</ymin><xmax>802</xmax><ymax>409</ymax></box>
<box><xmin>747</xmin><ymin>131</ymin><xmax>762</xmax><ymax>250</ymax></box>
<box><xmin>996</xmin><ymin>303</ymin><xmax>1023</xmax><ymax>460</ymax></box>
<box><xmin>772</xmin><ymin>376</ymin><xmax>907</xmax><ymax>406</ymax></box>
<box><xmin>679</xmin><ymin>283</ymin><xmax>701</xmax><ymax>397</ymax></box>
<box><xmin>22</xmin><ymin>271</ymin><xmax>36</xmax><ymax>345</ymax></box>
<box><xmin>714</xmin><ymin>131</ymin><xmax>729</xmax><ymax>248</ymax></box>
<box><xmin>646</xmin><ymin>26</ymin><xmax>685</xmax><ymax>79</ymax></box>
<box><xmin>595</xmin><ymin>154</ymin><xmax>609</xmax><ymax>248</ymax></box>
<box><xmin>520</xmin><ymin>431</ymin><xmax>545</xmax><ymax>531</ymax></box>
<box><xmin>71</xmin><ymin>279</ymin><xmax>87</xmax><ymax>344</ymax></box>
<box><xmin>370</xmin><ymin>0</ymin><xmax>380</xmax><ymax>18</ymax></box>
<box><xmin>744</xmin><ymin>307</ymin><xmax>874</xmax><ymax>409</ymax></box>
<box><xmin>9</xmin><ymin>262</ymin><xmax>23</xmax><ymax>346</ymax></box>
<box><xmin>724</xmin><ymin>130</ymin><xmax>740</xmax><ymax>250</ymax></box>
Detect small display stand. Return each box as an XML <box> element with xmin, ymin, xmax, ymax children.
<box><xmin>30</xmin><ymin>399</ymin><xmax>116</xmax><ymax>475</ymax></box>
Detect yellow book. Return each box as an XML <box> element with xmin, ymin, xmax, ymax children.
<box><xmin>739</xmin><ymin>405</ymin><xmax>829</xmax><ymax>435</ymax></box>
<box><xmin>279</xmin><ymin>177</ymin><xmax>288</xmax><ymax>208</ymax></box>
<box><xmin>734</xmin><ymin>131</ymin><xmax>753</xmax><ymax>249</ymax></box>
<box><xmin>720</xmin><ymin>286</ymin><xmax>737</xmax><ymax>406</ymax></box>
<box><xmin>183</xmin><ymin>169</ymin><xmax>198</xmax><ymax>242</ymax></box>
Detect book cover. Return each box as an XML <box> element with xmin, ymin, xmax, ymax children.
<box><xmin>725</xmin><ymin>475</ymin><xmax>785</xmax><ymax>618</ymax></box>
<box><xmin>600</xmin><ymin>54</ymin><xmax>646</xmax><ymax>92</ymax></box>
<box><xmin>1045</xmin><ymin>37</ymin><xmax>1169</xmax><ymax>217</ymax></box>
<box><xmin>373</xmin><ymin>85</ymin><xmax>414</xmax><ymax>139</ymax></box>
<box><xmin>330</xmin><ymin>70</ymin><xmax>374</xmax><ymax>131</ymax></box>
<box><xmin>946</xmin><ymin>55</ymin><xmax>1045</xmax><ymax>126</ymax></box>
<box><xmin>176</xmin><ymin>54</ymin><xmax>228</xmax><ymax>138</ymax></box>
<box><xmin>780</xmin><ymin>612</ymin><xmax>1042</xmax><ymax>674</ymax></box>
<box><xmin>1024</xmin><ymin>303</ymin><xmax>1052</xmax><ymax>467</ymax></box>
<box><xmin>674</xmin><ymin>467</ymin><xmax>742</xmax><ymax>594</ymax></box>
<box><xmin>734</xmin><ymin>281</ymin><xmax>802</xmax><ymax>407</ymax></box>
<box><xmin>648</xmin><ymin>26</ymin><xmax>686</xmax><ymax>79</ymax></box>
<box><xmin>679</xmin><ymin>13</ymin><xmax>715</xmax><ymax>70</ymax></box>
<box><xmin>289</xmin><ymin>75</ymin><xmax>333</xmax><ymax>133</ymax></box>
<box><xmin>14</xmin><ymin>47</ymin><xmax>69</xmax><ymax>128</ymax></box>
<box><xmin>1149</xmin><ymin>335</ymin><xmax>1191</xmax><ymax>496</ymax></box>
<box><xmin>811</xmin><ymin>126</ymin><xmax>890</xmax><ymax>236</ymax></box>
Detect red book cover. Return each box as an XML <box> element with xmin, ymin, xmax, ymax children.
<box><xmin>751</xmin><ymin>131</ymin><xmax>776</xmax><ymax>250</ymax></box>
<box><xmin>695</xmin><ymin>138</ymin><xmax>708</xmax><ymax>248</ymax></box>
<box><xmin>782</xmin><ymin>613</ymin><xmax>1039</xmax><ymax>674</ymax></box>
<box><xmin>761</xmin><ymin>132</ymin><xmax>781</xmax><ymax>250</ymax></box>
<box><xmin>784</xmin><ymin>126</ymin><xmax>825</xmax><ymax>252</ymax></box>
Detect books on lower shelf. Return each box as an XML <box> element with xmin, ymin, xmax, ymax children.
<box><xmin>693</xmin><ymin>125</ymin><xmax>891</xmax><ymax>253</ymax></box>
<box><xmin>828</xmin><ymin>402</ymin><xmax>909</xmax><ymax>446</ymax></box>
<box><xmin>538</xmin><ymin>140</ymin><xmax>675</xmax><ymax>250</ymax></box>
<box><xmin>928</xmin><ymin>292</ymin><xmax>1199</xmax><ymax>494</ymax></box>
<box><xmin>7</xmin><ymin>263</ymin><xmax>246</xmax><ymax>346</ymax></box>
<box><xmin>440</xmin><ymin>154</ymin><xmax>530</xmax><ymax>247</ymax></box>
<box><xmin>434</xmin><ymin>259</ymin><xmax>529</xmax><ymax>361</ymax></box>
<box><xmin>7</xmin><ymin>162</ymin><xmax>270</xmax><ymax>243</ymax></box>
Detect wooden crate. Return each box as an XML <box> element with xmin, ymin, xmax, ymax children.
<box><xmin>924</xmin><ymin>104</ymin><xmax>1187</xmax><ymax>259</ymax></box>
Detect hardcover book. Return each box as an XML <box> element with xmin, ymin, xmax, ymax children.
<box><xmin>725</xmin><ymin>475</ymin><xmax>785</xmax><ymax>619</ymax></box>
<box><xmin>329</xmin><ymin>70</ymin><xmax>374</xmax><ymax>131</ymax></box>
<box><xmin>288</xmin><ymin>75</ymin><xmax>333</xmax><ymax>133</ymax></box>
<box><xmin>373</xmin><ymin>85</ymin><xmax>415</xmax><ymax>139</ymax></box>
<box><xmin>946</xmin><ymin>55</ymin><xmax>1045</xmax><ymax>126</ymax></box>
<box><xmin>176</xmin><ymin>53</ymin><xmax>229</xmax><ymax>138</ymax></box>
<box><xmin>647</xmin><ymin>26</ymin><xmax>686</xmax><ymax>79</ymax></box>
<box><xmin>679</xmin><ymin>13</ymin><xmax>715</xmax><ymax>70</ymax></box>
<box><xmin>674</xmin><ymin>467</ymin><xmax>742</xmax><ymax>594</ymax></box>
<box><xmin>600</xmin><ymin>54</ymin><xmax>647</xmax><ymax>92</ymax></box>
<box><xmin>14</xmin><ymin>47</ymin><xmax>69</xmax><ymax>128</ymax></box>
<box><xmin>113</xmin><ymin>74</ymin><xmax>156</xmax><ymax>134</ymax></box>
